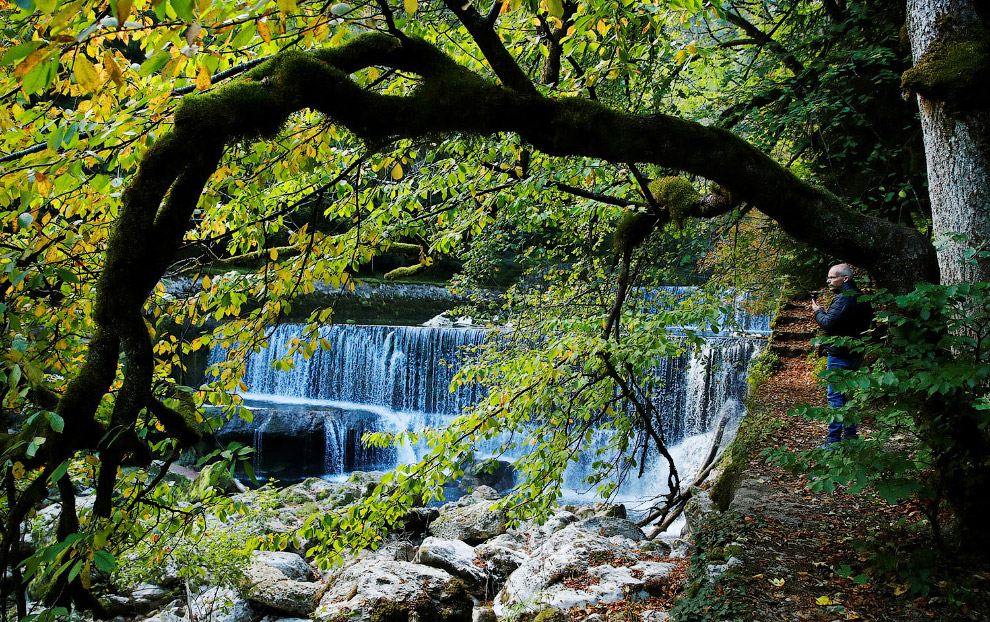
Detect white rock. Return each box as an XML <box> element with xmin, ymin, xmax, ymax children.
<box><xmin>192</xmin><ymin>586</ymin><xmax>256</xmax><ymax>622</ymax></box>
<box><xmin>414</xmin><ymin>537</ymin><xmax>487</xmax><ymax>596</ymax></box>
<box><xmin>314</xmin><ymin>560</ymin><xmax>472</xmax><ymax>622</ymax></box>
<box><xmin>252</xmin><ymin>551</ymin><xmax>315</xmax><ymax>581</ymax></box>
<box><xmin>492</xmin><ymin>525</ymin><xmax>675</xmax><ymax>617</ymax></box>
<box><xmin>243</xmin><ymin>560</ymin><xmax>322</xmax><ymax>616</ymax></box>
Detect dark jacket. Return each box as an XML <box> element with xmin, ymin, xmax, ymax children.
<box><xmin>814</xmin><ymin>282</ymin><xmax>872</xmax><ymax>359</ymax></box>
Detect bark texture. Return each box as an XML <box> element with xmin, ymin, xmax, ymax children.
<box><xmin>906</xmin><ymin>0</ymin><xmax>990</xmax><ymax>284</ymax></box>
<box><xmin>906</xmin><ymin>0</ymin><xmax>990</xmax><ymax>553</ymax></box>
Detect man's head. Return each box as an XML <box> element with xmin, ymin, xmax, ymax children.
<box><xmin>826</xmin><ymin>263</ymin><xmax>853</xmax><ymax>293</ymax></box>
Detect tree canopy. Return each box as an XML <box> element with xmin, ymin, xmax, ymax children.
<box><xmin>1</xmin><ymin>0</ymin><xmax>987</xmax><ymax>616</ymax></box>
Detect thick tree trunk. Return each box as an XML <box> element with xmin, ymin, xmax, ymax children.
<box><xmin>906</xmin><ymin>0</ymin><xmax>990</xmax><ymax>554</ymax></box>
<box><xmin>906</xmin><ymin>0</ymin><xmax>990</xmax><ymax>284</ymax></box>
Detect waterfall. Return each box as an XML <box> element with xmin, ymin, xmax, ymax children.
<box><xmin>211</xmin><ymin>324</ymin><xmax>486</xmax><ymax>415</ymax></box>
<box><xmin>211</xmin><ymin>322</ymin><xmax>763</xmax><ymax>498</ymax></box>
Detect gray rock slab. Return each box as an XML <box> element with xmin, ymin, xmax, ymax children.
<box><xmin>493</xmin><ymin>525</ymin><xmax>675</xmax><ymax>617</ymax></box>
<box><xmin>252</xmin><ymin>551</ymin><xmax>315</xmax><ymax>581</ymax></box>
<box><xmin>414</xmin><ymin>537</ymin><xmax>488</xmax><ymax>596</ymax></box>
<box><xmin>314</xmin><ymin>560</ymin><xmax>472</xmax><ymax>622</ymax></box>
<box><xmin>243</xmin><ymin>561</ymin><xmax>323</xmax><ymax>616</ymax></box>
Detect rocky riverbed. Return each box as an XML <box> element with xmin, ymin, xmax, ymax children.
<box><xmin>26</xmin><ymin>471</ymin><xmax>704</xmax><ymax>622</ymax></box>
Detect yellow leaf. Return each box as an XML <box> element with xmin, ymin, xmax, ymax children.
<box><xmin>391</xmin><ymin>163</ymin><xmax>403</xmax><ymax>180</ymax></box>
<box><xmin>50</xmin><ymin>0</ymin><xmax>84</xmax><ymax>33</ymax></box>
<box><xmin>770</xmin><ymin>578</ymin><xmax>785</xmax><ymax>587</ymax></box>
<box><xmin>14</xmin><ymin>48</ymin><xmax>47</xmax><ymax>79</ymax></box>
<box><xmin>196</xmin><ymin>0</ymin><xmax>212</xmax><ymax>13</ymax></box>
<box><xmin>195</xmin><ymin>64</ymin><xmax>211</xmax><ymax>90</ymax></box>
<box><xmin>687</xmin><ymin>42</ymin><xmax>697</xmax><ymax>54</ymax></box>
<box><xmin>270</xmin><ymin>248</ymin><xmax>278</xmax><ymax>260</ymax></box>
<box><xmin>202</xmin><ymin>275</ymin><xmax>211</xmax><ymax>289</ymax></box>
<box><xmin>115</xmin><ymin>0</ymin><xmax>134</xmax><ymax>24</ymax></box>
<box><xmin>74</xmin><ymin>56</ymin><xmax>102</xmax><ymax>93</ymax></box>
<box><xmin>367</xmin><ymin>66</ymin><xmax>379</xmax><ymax>82</ymax></box>
<box><xmin>257</xmin><ymin>19</ymin><xmax>272</xmax><ymax>43</ymax></box>
<box><xmin>103</xmin><ymin>51</ymin><xmax>124</xmax><ymax>88</ymax></box>
<box><xmin>403</xmin><ymin>0</ymin><xmax>417</xmax><ymax>15</ymax></box>
<box><xmin>815</xmin><ymin>596</ymin><xmax>833</xmax><ymax>606</ymax></box>
<box><xmin>277</xmin><ymin>0</ymin><xmax>297</xmax><ymax>16</ymax></box>
<box><xmin>12</xmin><ymin>462</ymin><xmax>25</xmax><ymax>479</ymax></box>
<box><xmin>892</xmin><ymin>583</ymin><xmax>909</xmax><ymax>596</ymax></box>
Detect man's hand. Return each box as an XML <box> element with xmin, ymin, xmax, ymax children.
<box><xmin>811</xmin><ymin>298</ymin><xmax>822</xmax><ymax>312</ymax></box>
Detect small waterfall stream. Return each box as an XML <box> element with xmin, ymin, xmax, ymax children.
<box><xmin>211</xmin><ymin>319</ymin><xmax>764</xmax><ymax>505</ymax></box>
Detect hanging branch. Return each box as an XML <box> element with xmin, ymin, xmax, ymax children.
<box><xmin>638</xmin><ymin>414</ymin><xmax>729</xmax><ymax>537</ymax></box>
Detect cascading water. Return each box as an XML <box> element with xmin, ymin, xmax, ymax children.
<box><xmin>210</xmin><ymin>305</ymin><xmax>765</xmax><ymax>503</ymax></box>
<box><xmin>211</xmin><ymin>324</ymin><xmax>484</xmax><ymax>482</ymax></box>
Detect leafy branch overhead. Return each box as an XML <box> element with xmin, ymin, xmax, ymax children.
<box><xmin>0</xmin><ymin>0</ymin><xmax>984</xmax><ymax>616</ymax></box>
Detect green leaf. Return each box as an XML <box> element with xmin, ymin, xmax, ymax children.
<box><xmin>170</xmin><ymin>0</ymin><xmax>194</xmax><ymax>22</ymax></box>
<box><xmin>93</xmin><ymin>550</ymin><xmax>116</xmax><ymax>572</ymax></box>
<box><xmin>242</xmin><ymin>460</ymin><xmax>259</xmax><ymax>485</ymax></box>
<box><xmin>0</xmin><ymin>41</ymin><xmax>45</xmax><ymax>67</ymax></box>
<box><xmin>139</xmin><ymin>51</ymin><xmax>171</xmax><ymax>76</ymax></box>
<box><xmin>48</xmin><ymin>412</ymin><xmax>65</xmax><ymax>432</ymax></box>
<box><xmin>50</xmin><ymin>460</ymin><xmax>69</xmax><ymax>482</ymax></box>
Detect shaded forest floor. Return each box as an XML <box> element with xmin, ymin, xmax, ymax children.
<box><xmin>701</xmin><ymin>300</ymin><xmax>990</xmax><ymax>621</ymax></box>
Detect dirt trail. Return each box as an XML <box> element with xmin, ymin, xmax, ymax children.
<box><xmin>710</xmin><ymin>300</ymin><xmax>990</xmax><ymax>621</ymax></box>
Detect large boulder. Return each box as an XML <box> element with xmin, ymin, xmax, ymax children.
<box><xmin>511</xmin><ymin>510</ymin><xmax>579</xmax><ymax>550</ymax></box>
<box><xmin>186</xmin><ymin>463</ymin><xmax>241</xmax><ymax>501</ymax></box>
<box><xmin>473</xmin><ymin>535</ymin><xmax>529</xmax><ymax>594</ymax></box>
<box><xmin>683</xmin><ymin>487</ymin><xmax>717</xmax><ymax>536</ymax></box>
<box><xmin>314</xmin><ymin>560</ymin><xmax>472</xmax><ymax>622</ymax></box>
<box><xmin>104</xmin><ymin>583</ymin><xmax>173</xmax><ymax>617</ymax></box>
<box><xmin>242</xmin><ymin>560</ymin><xmax>323</xmax><ymax>616</ymax></box>
<box><xmin>572</xmin><ymin>517</ymin><xmax>646</xmax><ymax>542</ymax></box>
<box><xmin>252</xmin><ymin>551</ymin><xmax>315</xmax><ymax>582</ymax></box>
<box><xmin>493</xmin><ymin>525</ymin><xmax>676</xmax><ymax>618</ymax></box>
<box><xmin>413</xmin><ymin>537</ymin><xmax>488</xmax><ymax>597</ymax></box>
<box><xmin>560</xmin><ymin>503</ymin><xmax>627</xmax><ymax>520</ymax></box>
<box><xmin>429</xmin><ymin>489</ymin><xmax>507</xmax><ymax>544</ymax></box>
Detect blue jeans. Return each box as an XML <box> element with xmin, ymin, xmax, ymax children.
<box><xmin>826</xmin><ymin>355</ymin><xmax>858</xmax><ymax>443</ymax></box>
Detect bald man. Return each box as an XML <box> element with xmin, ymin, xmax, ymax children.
<box><xmin>811</xmin><ymin>263</ymin><xmax>873</xmax><ymax>446</ymax></box>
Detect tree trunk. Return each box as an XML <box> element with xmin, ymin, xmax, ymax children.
<box><xmin>906</xmin><ymin>0</ymin><xmax>990</xmax><ymax>285</ymax></box>
<box><xmin>906</xmin><ymin>0</ymin><xmax>990</xmax><ymax>553</ymax></box>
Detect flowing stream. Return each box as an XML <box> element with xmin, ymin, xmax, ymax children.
<box><xmin>211</xmin><ymin>315</ymin><xmax>765</xmax><ymax>511</ymax></box>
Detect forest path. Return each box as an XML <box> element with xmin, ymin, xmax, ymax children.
<box><xmin>705</xmin><ymin>299</ymin><xmax>990</xmax><ymax>621</ymax></box>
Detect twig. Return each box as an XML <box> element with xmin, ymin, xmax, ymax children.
<box><xmin>637</xmin><ymin>414</ymin><xmax>729</xmax><ymax>531</ymax></box>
